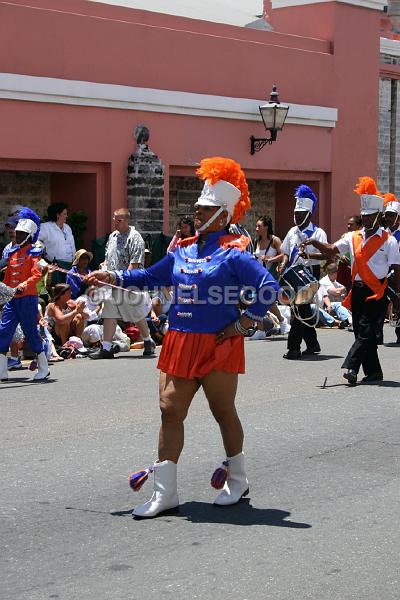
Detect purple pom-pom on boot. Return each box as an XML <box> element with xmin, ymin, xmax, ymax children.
<box><xmin>211</xmin><ymin>460</ymin><xmax>229</xmax><ymax>489</ymax></box>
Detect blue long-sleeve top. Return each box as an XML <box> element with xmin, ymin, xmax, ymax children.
<box><xmin>66</xmin><ymin>265</ymin><xmax>92</xmax><ymax>299</ymax></box>
<box><xmin>114</xmin><ymin>230</ymin><xmax>280</xmax><ymax>334</ymax></box>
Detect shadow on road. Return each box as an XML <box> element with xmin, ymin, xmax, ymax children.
<box><xmin>301</xmin><ymin>354</ymin><xmax>343</xmax><ymax>362</ymax></box>
<box><xmin>360</xmin><ymin>380</ymin><xmax>400</xmax><ymax>387</ymax></box>
<box><xmin>110</xmin><ymin>499</ymin><xmax>311</xmax><ymax>528</ymax></box>
<box><xmin>177</xmin><ymin>500</ymin><xmax>311</xmax><ymax>528</ymax></box>
<box><xmin>0</xmin><ymin>377</ymin><xmax>57</xmax><ymax>389</ymax></box>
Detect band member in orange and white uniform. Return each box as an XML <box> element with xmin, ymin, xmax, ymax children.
<box><xmin>303</xmin><ymin>177</ymin><xmax>400</xmax><ymax>385</ymax></box>
<box><xmin>384</xmin><ymin>193</ymin><xmax>400</xmax><ymax>344</ymax></box>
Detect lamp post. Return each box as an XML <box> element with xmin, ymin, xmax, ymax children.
<box><xmin>250</xmin><ymin>85</ymin><xmax>289</xmax><ymax>155</ymax></box>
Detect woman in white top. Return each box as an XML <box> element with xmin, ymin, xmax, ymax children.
<box><xmin>253</xmin><ymin>216</ymin><xmax>283</xmax><ymax>278</ymax></box>
<box><xmin>253</xmin><ymin>216</ymin><xmax>290</xmax><ymax>335</ymax></box>
<box><xmin>39</xmin><ymin>203</ymin><xmax>76</xmax><ymax>284</ymax></box>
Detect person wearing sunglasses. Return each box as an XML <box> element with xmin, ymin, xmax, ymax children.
<box><xmin>89</xmin><ymin>208</ymin><xmax>155</xmax><ymax>359</ymax></box>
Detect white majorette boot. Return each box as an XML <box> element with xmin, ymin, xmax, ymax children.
<box><xmin>0</xmin><ymin>354</ymin><xmax>8</xmax><ymax>382</ymax></box>
<box><xmin>33</xmin><ymin>352</ymin><xmax>50</xmax><ymax>381</ymax></box>
<box><xmin>129</xmin><ymin>460</ymin><xmax>179</xmax><ymax>518</ymax></box>
<box><xmin>212</xmin><ymin>452</ymin><xmax>249</xmax><ymax>506</ymax></box>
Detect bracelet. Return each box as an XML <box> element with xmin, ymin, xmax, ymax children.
<box><xmin>234</xmin><ymin>319</ymin><xmax>248</xmax><ymax>336</ymax></box>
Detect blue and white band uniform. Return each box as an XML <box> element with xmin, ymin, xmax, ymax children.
<box><xmin>113</xmin><ymin>230</ymin><xmax>280</xmax><ymax>333</ymax></box>
<box><xmin>281</xmin><ymin>223</ymin><xmax>328</xmax><ymax>268</ymax></box>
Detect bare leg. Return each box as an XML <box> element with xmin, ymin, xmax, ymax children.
<box><xmin>158</xmin><ymin>372</ymin><xmax>200</xmax><ymax>462</ymax></box>
<box><xmin>269</xmin><ymin>303</ymin><xmax>284</xmax><ymax>323</ymax></box>
<box><xmin>71</xmin><ymin>314</ymin><xmax>85</xmax><ymax>338</ymax></box>
<box><xmin>201</xmin><ymin>371</ymin><xmax>243</xmax><ymax>457</ymax></box>
<box><xmin>10</xmin><ymin>340</ymin><xmax>19</xmax><ymax>357</ymax></box>
<box><xmin>103</xmin><ymin>317</ymin><xmax>117</xmax><ymax>344</ymax></box>
<box><xmin>55</xmin><ymin>323</ymin><xmax>71</xmax><ymax>345</ymax></box>
<box><xmin>136</xmin><ymin>317</ymin><xmax>150</xmax><ymax>339</ymax></box>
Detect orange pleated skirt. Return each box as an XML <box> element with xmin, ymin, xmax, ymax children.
<box><xmin>157</xmin><ymin>330</ymin><xmax>245</xmax><ymax>379</ymax></box>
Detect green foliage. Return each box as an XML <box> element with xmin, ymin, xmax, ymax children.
<box><xmin>67</xmin><ymin>210</ymin><xmax>88</xmax><ymax>249</ymax></box>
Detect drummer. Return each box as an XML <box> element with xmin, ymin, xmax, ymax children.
<box><xmin>278</xmin><ymin>185</ymin><xmax>327</xmax><ymax>360</ymax></box>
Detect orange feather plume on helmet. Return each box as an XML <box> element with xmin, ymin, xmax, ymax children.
<box><xmin>196</xmin><ymin>157</ymin><xmax>251</xmax><ymax>224</ymax></box>
<box><xmin>383</xmin><ymin>192</ymin><xmax>398</xmax><ymax>206</ymax></box>
<box><xmin>354</xmin><ymin>176</ymin><xmax>382</xmax><ymax>197</ymax></box>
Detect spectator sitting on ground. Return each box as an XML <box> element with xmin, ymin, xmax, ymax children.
<box><xmin>45</xmin><ymin>283</ymin><xmax>85</xmax><ymax>346</ymax></box>
<box><xmin>81</xmin><ymin>322</ymin><xmax>130</xmax><ymax>353</ymax></box>
<box><xmin>146</xmin><ymin>309</ymin><xmax>168</xmax><ymax>346</ymax></box>
<box><xmin>66</xmin><ymin>249</ymin><xmax>93</xmax><ymax>299</ymax></box>
<box><xmin>37</xmin><ymin>304</ymin><xmax>64</xmax><ymax>363</ymax></box>
<box><xmin>319</xmin><ymin>261</ymin><xmax>352</xmax><ymax>327</ymax></box>
<box><xmin>75</xmin><ymin>285</ymin><xmax>102</xmax><ymax>327</ymax></box>
<box><xmin>147</xmin><ymin>287</ymin><xmax>172</xmax><ymax>344</ymax></box>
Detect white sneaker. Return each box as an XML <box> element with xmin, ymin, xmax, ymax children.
<box><xmin>279</xmin><ymin>319</ymin><xmax>291</xmax><ymax>334</ymax></box>
<box><xmin>248</xmin><ymin>329</ymin><xmax>266</xmax><ymax>341</ymax></box>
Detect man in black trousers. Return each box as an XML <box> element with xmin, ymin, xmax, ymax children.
<box><xmin>279</xmin><ymin>185</ymin><xmax>327</xmax><ymax>360</ymax></box>
<box><xmin>302</xmin><ymin>177</ymin><xmax>400</xmax><ymax>385</ymax></box>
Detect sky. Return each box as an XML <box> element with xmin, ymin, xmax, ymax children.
<box><xmin>88</xmin><ymin>0</ymin><xmax>264</xmax><ymax>27</ymax></box>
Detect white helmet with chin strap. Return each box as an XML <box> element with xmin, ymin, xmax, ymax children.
<box><xmin>195</xmin><ymin>180</ymin><xmax>241</xmax><ymax>232</ymax></box>
<box><xmin>353</xmin><ymin>177</ymin><xmax>384</xmax><ymax>231</ymax></box>
<box><xmin>294</xmin><ymin>185</ymin><xmax>317</xmax><ymax>229</ymax></box>
<box><xmin>384</xmin><ymin>192</ymin><xmax>400</xmax><ymax>228</ymax></box>
<box><xmin>14</xmin><ymin>207</ymin><xmax>41</xmax><ymax>248</ymax></box>
<box><xmin>194</xmin><ymin>157</ymin><xmax>250</xmax><ymax>233</ymax></box>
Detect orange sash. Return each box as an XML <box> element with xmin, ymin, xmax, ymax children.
<box><xmin>342</xmin><ymin>230</ymin><xmax>389</xmax><ymax>310</ymax></box>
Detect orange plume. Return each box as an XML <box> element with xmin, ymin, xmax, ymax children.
<box><xmin>384</xmin><ymin>192</ymin><xmax>398</xmax><ymax>206</ymax></box>
<box><xmin>196</xmin><ymin>157</ymin><xmax>251</xmax><ymax>224</ymax></box>
<box><xmin>354</xmin><ymin>176</ymin><xmax>382</xmax><ymax>197</ymax></box>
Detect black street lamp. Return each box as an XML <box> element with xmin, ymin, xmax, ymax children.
<box><xmin>250</xmin><ymin>85</ymin><xmax>289</xmax><ymax>155</ymax></box>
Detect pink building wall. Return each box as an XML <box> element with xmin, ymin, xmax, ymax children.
<box><xmin>0</xmin><ymin>0</ymin><xmax>383</xmax><ymax>241</ymax></box>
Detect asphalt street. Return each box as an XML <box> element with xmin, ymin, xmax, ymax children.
<box><xmin>1</xmin><ymin>326</ymin><xmax>400</xmax><ymax>600</ymax></box>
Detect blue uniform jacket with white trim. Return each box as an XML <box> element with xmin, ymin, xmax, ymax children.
<box><xmin>115</xmin><ymin>230</ymin><xmax>280</xmax><ymax>334</ymax></box>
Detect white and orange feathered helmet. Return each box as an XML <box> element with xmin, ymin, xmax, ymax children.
<box><xmin>354</xmin><ymin>177</ymin><xmax>384</xmax><ymax>215</ymax></box>
<box><xmin>384</xmin><ymin>192</ymin><xmax>400</xmax><ymax>216</ymax></box>
<box><xmin>195</xmin><ymin>157</ymin><xmax>250</xmax><ymax>232</ymax></box>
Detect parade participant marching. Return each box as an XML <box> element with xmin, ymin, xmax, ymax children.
<box><xmin>278</xmin><ymin>185</ymin><xmax>327</xmax><ymax>359</ymax></box>
<box><xmin>383</xmin><ymin>193</ymin><xmax>400</xmax><ymax>344</ymax></box>
<box><xmin>88</xmin><ymin>157</ymin><xmax>280</xmax><ymax>518</ymax></box>
<box><xmin>384</xmin><ymin>193</ymin><xmax>400</xmax><ymax>241</ymax></box>
<box><xmin>302</xmin><ymin>177</ymin><xmax>400</xmax><ymax>384</ymax></box>
<box><xmin>0</xmin><ymin>208</ymin><xmax>50</xmax><ymax>382</ymax></box>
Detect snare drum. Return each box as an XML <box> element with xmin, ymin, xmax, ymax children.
<box><xmin>279</xmin><ymin>264</ymin><xmax>319</xmax><ymax>305</ymax></box>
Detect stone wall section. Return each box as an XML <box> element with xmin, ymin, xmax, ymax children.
<box><xmin>378</xmin><ymin>54</ymin><xmax>400</xmax><ymax>196</ymax></box>
<box><xmin>169</xmin><ymin>175</ymin><xmax>275</xmax><ymax>238</ymax></box>
<box><xmin>378</xmin><ymin>77</ymin><xmax>391</xmax><ymax>193</ymax></box>
<box><xmin>0</xmin><ymin>171</ymin><xmax>50</xmax><ymax>246</ymax></box>
<box><xmin>127</xmin><ymin>145</ymin><xmax>164</xmax><ymax>235</ymax></box>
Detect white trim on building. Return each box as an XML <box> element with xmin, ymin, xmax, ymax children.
<box><xmin>88</xmin><ymin>0</ymin><xmax>263</xmax><ymax>27</ymax></box>
<box><xmin>381</xmin><ymin>37</ymin><xmax>400</xmax><ymax>57</ymax></box>
<box><xmin>0</xmin><ymin>73</ymin><xmax>338</xmax><ymax>128</ymax></box>
<box><xmin>272</xmin><ymin>0</ymin><xmax>385</xmax><ymax>10</ymax></box>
